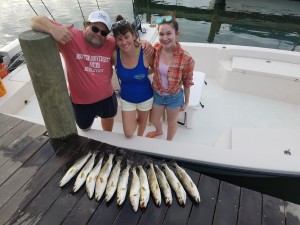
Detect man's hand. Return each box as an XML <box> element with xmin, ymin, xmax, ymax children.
<box><xmin>51</xmin><ymin>24</ymin><xmax>74</xmax><ymax>45</ymax></box>
<box><xmin>141</xmin><ymin>40</ymin><xmax>154</xmax><ymax>56</ymax></box>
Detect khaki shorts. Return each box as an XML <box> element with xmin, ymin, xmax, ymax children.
<box><xmin>120</xmin><ymin>97</ymin><xmax>153</xmax><ymax>111</ymax></box>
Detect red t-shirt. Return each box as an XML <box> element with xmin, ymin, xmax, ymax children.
<box><xmin>55</xmin><ymin>23</ymin><xmax>116</xmax><ymax>104</ymax></box>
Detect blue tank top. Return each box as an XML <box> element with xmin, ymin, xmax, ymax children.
<box><xmin>115</xmin><ymin>47</ymin><xmax>153</xmax><ymax>103</ymax></box>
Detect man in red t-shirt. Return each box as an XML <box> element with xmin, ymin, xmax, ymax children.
<box><xmin>30</xmin><ymin>10</ymin><xmax>152</xmax><ymax>132</ymax></box>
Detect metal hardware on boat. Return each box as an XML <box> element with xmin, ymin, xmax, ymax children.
<box><xmin>284</xmin><ymin>148</ymin><xmax>291</xmax><ymax>155</ymax></box>
<box><xmin>266</xmin><ymin>60</ymin><xmax>271</xmax><ymax>63</ymax></box>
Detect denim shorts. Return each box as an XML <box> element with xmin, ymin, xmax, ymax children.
<box><xmin>153</xmin><ymin>89</ymin><xmax>184</xmax><ymax>109</ymax></box>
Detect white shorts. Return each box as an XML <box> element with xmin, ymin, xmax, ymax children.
<box><xmin>120</xmin><ymin>97</ymin><xmax>153</xmax><ymax>111</ymax></box>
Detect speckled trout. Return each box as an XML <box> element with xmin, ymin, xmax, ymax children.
<box><xmin>129</xmin><ymin>167</ymin><xmax>140</xmax><ymax>212</ymax></box>
<box><xmin>86</xmin><ymin>152</ymin><xmax>105</xmax><ymax>199</ymax></box>
<box><xmin>172</xmin><ymin>161</ymin><xmax>201</xmax><ymax>203</ymax></box>
<box><xmin>95</xmin><ymin>151</ymin><xmax>115</xmax><ymax>201</ymax></box>
<box><xmin>137</xmin><ymin>164</ymin><xmax>150</xmax><ymax>208</ymax></box>
<box><xmin>105</xmin><ymin>156</ymin><xmax>123</xmax><ymax>202</ymax></box>
<box><xmin>59</xmin><ymin>151</ymin><xmax>92</xmax><ymax>187</ymax></box>
<box><xmin>161</xmin><ymin>161</ymin><xmax>186</xmax><ymax>205</ymax></box>
<box><xmin>155</xmin><ymin>165</ymin><xmax>172</xmax><ymax>205</ymax></box>
<box><xmin>147</xmin><ymin>160</ymin><xmax>161</xmax><ymax>206</ymax></box>
<box><xmin>73</xmin><ymin>152</ymin><xmax>96</xmax><ymax>192</ymax></box>
<box><xmin>117</xmin><ymin>160</ymin><xmax>133</xmax><ymax>205</ymax></box>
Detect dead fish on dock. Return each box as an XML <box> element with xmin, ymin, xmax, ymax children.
<box><xmin>137</xmin><ymin>164</ymin><xmax>150</xmax><ymax>208</ymax></box>
<box><xmin>155</xmin><ymin>165</ymin><xmax>172</xmax><ymax>205</ymax></box>
<box><xmin>117</xmin><ymin>159</ymin><xmax>134</xmax><ymax>205</ymax></box>
<box><xmin>172</xmin><ymin>161</ymin><xmax>201</xmax><ymax>203</ymax></box>
<box><xmin>73</xmin><ymin>152</ymin><xmax>96</xmax><ymax>192</ymax></box>
<box><xmin>161</xmin><ymin>161</ymin><xmax>186</xmax><ymax>205</ymax></box>
<box><xmin>59</xmin><ymin>151</ymin><xmax>92</xmax><ymax>187</ymax></box>
<box><xmin>129</xmin><ymin>167</ymin><xmax>140</xmax><ymax>212</ymax></box>
<box><xmin>147</xmin><ymin>160</ymin><xmax>161</xmax><ymax>206</ymax></box>
<box><xmin>105</xmin><ymin>156</ymin><xmax>123</xmax><ymax>202</ymax></box>
<box><xmin>95</xmin><ymin>150</ymin><xmax>115</xmax><ymax>201</ymax></box>
<box><xmin>86</xmin><ymin>152</ymin><xmax>105</xmax><ymax>199</ymax></box>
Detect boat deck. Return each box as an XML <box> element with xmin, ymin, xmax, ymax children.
<box><xmin>1</xmin><ymin>113</ymin><xmax>300</xmax><ymax>225</ymax></box>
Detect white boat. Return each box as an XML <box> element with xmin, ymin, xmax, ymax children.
<box><xmin>1</xmin><ymin>22</ymin><xmax>300</xmax><ymax>178</ymax></box>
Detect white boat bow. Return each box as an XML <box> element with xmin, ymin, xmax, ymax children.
<box><xmin>1</xmin><ymin>22</ymin><xmax>300</xmax><ymax>177</ymax></box>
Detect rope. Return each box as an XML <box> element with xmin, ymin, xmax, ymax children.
<box><xmin>40</xmin><ymin>0</ymin><xmax>56</xmax><ymax>21</ymax></box>
<box><xmin>76</xmin><ymin>0</ymin><xmax>85</xmax><ymax>20</ymax></box>
<box><xmin>95</xmin><ymin>0</ymin><xmax>100</xmax><ymax>10</ymax></box>
<box><xmin>26</xmin><ymin>0</ymin><xmax>38</xmax><ymax>16</ymax></box>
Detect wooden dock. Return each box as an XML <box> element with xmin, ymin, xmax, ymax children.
<box><xmin>1</xmin><ymin>113</ymin><xmax>300</xmax><ymax>225</ymax></box>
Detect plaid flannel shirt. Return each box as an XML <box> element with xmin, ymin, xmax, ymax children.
<box><xmin>152</xmin><ymin>43</ymin><xmax>195</xmax><ymax>95</ymax></box>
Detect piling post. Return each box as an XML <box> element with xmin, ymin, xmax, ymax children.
<box><xmin>18</xmin><ymin>30</ymin><xmax>77</xmax><ymax>140</ymax></box>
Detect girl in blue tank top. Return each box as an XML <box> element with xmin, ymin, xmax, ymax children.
<box><xmin>112</xmin><ymin>15</ymin><xmax>154</xmax><ymax>138</ymax></box>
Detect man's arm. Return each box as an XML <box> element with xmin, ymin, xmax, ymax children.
<box><xmin>30</xmin><ymin>16</ymin><xmax>73</xmax><ymax>45</ymax></box>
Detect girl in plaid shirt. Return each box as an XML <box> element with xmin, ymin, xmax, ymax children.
<box><xmin>146</xmin><ymin>12</ymin><xmax>195</xmax><ymax>141</ymax></box>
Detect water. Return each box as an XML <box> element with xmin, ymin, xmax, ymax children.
<box><xmin>1</xmin><ymin>0</ymin><xmax>300</xmax><ymax>203</ymax></box>
<box><xmin>0</xmin><ymin>0</ymin><xmax>300</xmax><ymax>51</ymax></box>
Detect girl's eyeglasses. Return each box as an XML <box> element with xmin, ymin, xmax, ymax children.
<box><xmin>111</xmin><ymin>19</ymin><xmax>130</xmax><ymax>30</ymax></box>
<box><xmin>91</xmin><ymin>26</ymin><xmax>109</xmax><ymax>37</ymax></box>
<box><xmin>156</xmin><ymin>16</ymin><xmax>173</xmax><ymax>24</ymax></box>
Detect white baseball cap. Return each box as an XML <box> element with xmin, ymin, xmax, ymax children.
<box><xmin>88</xmin><ymin>10</ymin><xmax>111</xmax><ymax>30</ymax></box>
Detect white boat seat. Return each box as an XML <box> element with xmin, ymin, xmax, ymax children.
<box><xmin>177</xmin><ymin>71</ymin><xmax>206</xmax><ymax>128</ymax></box>
<box><xmin>232</xmin><ymin>56</ymin><xmax>300</xmax><ymax>81</ymax></box>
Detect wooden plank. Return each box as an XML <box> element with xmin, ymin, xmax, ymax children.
<box><xmin>212</xmin><ymin>181</ymin><xmax>240</xmax><ymax>225</ymax></box>
<box><xmin>87</xmin><ymin>195</ymin><xmax>121</xmax><ymax>225</ymax></box>
<box><xmin>39</xmin><ymin>175</ymin><xmax>87</xmax><ymax>225</ymax></box>
<box><xmin>6</xmin><ymin>123</ymin><xmax>47</xmax><ymax>149</ymax></box>
<box><xmin>162</xmin><ymin>166</ymin><xmax>200</xmax><ymax>225</ymax></box>
<box><xmin>237</xmin><ymin>188</ymin><xmax>262</xmax><ymax>225</ymax></box>
<box><xmin>36</xmin><ymin>139</ymin><xmax>101</xmax><ymax>225</ymax></box>
<box><xmin>0</xmin><ymin>123</ymin><xmax>46</xmax><ymax>167</ymax></box>
<box><xmin>0</xmin><ymin>113</ymin><xmax>10</xmax><ymax>124</ymax></box>
<box><xmin>262</xmin><ymin>194</ymin><xmax>285</xmax><ymax>225</ymax></box>
<box><xmin>9</xmin><ymin>170</ymin><xmax>72</xmax><ymax>225</ymax></box>
<box><xmin>91</xmin><ymin>152</ymin><xmax>145</xmax><ymax>225</ymax></box>
<box><xmin>62</xmin><ymin>146</ymin><xmax>133</xmax><ymax>225</ymax></box>
<box><xmin>8</xmin><ymin>141</ymin><xmax>104</xmax><ymax>225</ymax></box>
<box><xmin>0</xmin><ymin>134</ymin><xmax>48</xmax><ymax>186</ymax></box>
<box><xmin>112</xmin><ymin>193</ymin><xmax>143</xmax><ymax>225</ymax></box>
<box><xmin>285</xmin><ymin>202</ymin><xmax>300</xmax><ymax>225</ymax></box>
<box><xmin>94</xmin><ymin>152</ymin><xmax>145</xmax><ymax>225</ymax></box>
<box><xmin>0</xmin><ymin>135</ymin><xmax>87</xmax><ymax>225</ymax></box>
<box><xmin>0</xmin><ymin>120</ymin><xmax>33</xmax><ymax>147</ymax></box>
<box><xmin>188</xmin><ymin>174</ymin><xmax>220</xmax><ymax>225</ymax></box>
<box><xmin>0</xmin><ymin>116</ymin><xmax>22</xmax><ymax>137</ymax></box>
<box><xmin>138</xmin><ymin>200</ymin><xmax>169</xmax><ymax>225</ymax></box>
<box><xmin>0</xmin><ymin>137</ymin><xmax>53</xmax><ymax>208</ymax></box>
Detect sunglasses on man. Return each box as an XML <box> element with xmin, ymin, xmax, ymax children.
<box><xmin>91</xmin><ymin>25</ymin><xmax>109</xmax><ymax>37</ymax></box>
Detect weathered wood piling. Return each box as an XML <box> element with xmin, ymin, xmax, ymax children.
<box><xmin>18</xmin><ymin>30</ymin><xmax>77</xmax><ymax>140</ymax></box>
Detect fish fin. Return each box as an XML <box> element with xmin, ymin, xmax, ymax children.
<box><xmin>169</xmin><ymin>159</ymin><xmax>178</xmax><ymax>167</ymax></box>
<box><xmin>106</xmin><ymin>149</ymin><xmax>117</xmax><ymax>156</ymax></box>
<box><xmin>115</xmin><ymin>156</ymin><xmax>123</xmax><ymax>163</ymax></box>
<box><xmin>98</xmin><ymin>152</ymin><xmax>105</xmax><ymax>159</ymax></box>
<box><xmin>126</xmin><ymin>159</ymin><xmax>134</xmax><ymax>167</ymax></box>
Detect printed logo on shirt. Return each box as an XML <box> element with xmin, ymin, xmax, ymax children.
<box><xmin>76</xmin><ymin>53</ymin><xmax>110</xmax><ymax>73</ymax></box>
<box><xmin>134</xmin><ymin>74</ymin><xmax>146</xmax><ymax>80</ymax></box>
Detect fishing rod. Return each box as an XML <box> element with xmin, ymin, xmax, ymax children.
<box><xmin>76</xmin><ymin>0</ymin><xmax>85</xmax><ymax>21</ymax></box>
<box><xmin>95</xmin><ymin>0</ymin><xmax>100</xmax><ymax>10</ymax></box>
<box><xmin>26</xmin><ymin>0</ymin><xmax>38</xmax><ymax>16</ymax></box>
<box><xmin>40</xmin><ymin>0</ymin><xmax>56</xmax><ymax>21</ymax></box>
